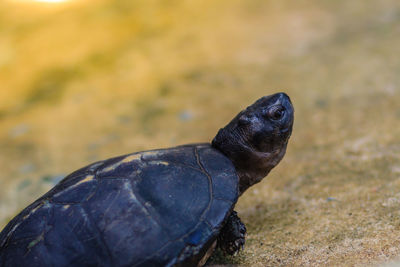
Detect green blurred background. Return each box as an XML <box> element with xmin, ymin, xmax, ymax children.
<box><xmin>1</xmin><ymin>0</ymin><xmax>400</xmax><ymax>266</ymax></box>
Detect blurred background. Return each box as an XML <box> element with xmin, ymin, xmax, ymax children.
<box><xmin>1</xmin><ymin>0</ymin><xmax>400</xmax><ymax>266</ymax></box>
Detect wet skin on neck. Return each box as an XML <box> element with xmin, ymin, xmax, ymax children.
<box><xmin>212</xmin><ymin>92</ymin><xmax>294</xmax><ymax>195</ymax></box>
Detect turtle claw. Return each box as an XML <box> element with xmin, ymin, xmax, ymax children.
<box><xmin>232</xmin><ymin>239</ymin><xmax>245</xmax><ymax>256</ymax></box>
<box><xmin>217</xmin><ymin>211</ymin><xmax>247</xmax><ymax>256</ymax></box>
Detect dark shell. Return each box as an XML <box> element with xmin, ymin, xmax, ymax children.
<box><xmin>0</xmin><ymin>144</ymin><xmax>238</xmax><ymax>267</ymax></box>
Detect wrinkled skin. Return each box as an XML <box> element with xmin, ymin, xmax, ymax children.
<box><xmin>212</xmin><ymin>92</ymin><xmax>294</xmax><ymax>195</ymax></box>
<box><xmin>211</xmin><ymin>92</ymin><xmax>293</xmax><ymax>259</ymax></box>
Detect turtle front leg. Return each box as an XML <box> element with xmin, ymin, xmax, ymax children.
<box><xmin>217</xmin><ymin>210</ymin><xmax>246</xmax><ymax>255</ymax></box>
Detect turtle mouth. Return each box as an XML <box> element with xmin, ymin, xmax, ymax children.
<box><xmin>255</xmin><ymin>142</ymin><xmax>275</xmax><ymax>154</ymax></box>
<box><xmin>254</xmin><ymin>130</ymin><xmax>291</xmax><ymax>154</ymax></box>
<box><xmin>239</xmin><ymin>136</ymin><xmax>277</xmax><ymax>155</ymax></box>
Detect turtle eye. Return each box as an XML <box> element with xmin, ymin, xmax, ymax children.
<box><xmin>267</xmin><ymin>105</ymin><xmax>285</xmax><ymax>120</ymax></box>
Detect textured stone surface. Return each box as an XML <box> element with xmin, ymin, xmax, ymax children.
<box><xmin>1</xmin><ymin>0</ymin><xmax>400</xmax><ymax>266</ymax></box>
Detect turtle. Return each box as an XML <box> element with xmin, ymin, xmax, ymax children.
<box><xmin>0</xmin><ymin>92</ymin><xmax>294</xmax><ymax>267</ymax></box>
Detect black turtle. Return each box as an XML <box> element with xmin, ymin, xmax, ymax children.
<box><xmin>0</xmin><ymin>92</ymin><xmax>294</xmax><ymax>267</ymax></box>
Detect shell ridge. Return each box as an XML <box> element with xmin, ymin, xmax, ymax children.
<box><xmin>80</xmin><ymin>203</ymin><xmax>113</xmax><ymax>265</ymax></box>
<box><xmin>168</xmin><ymin>146</ymin><xmax>214</xmax><ymax>264</ymax></box>
<box><xmin>146</xmin><ymin>159</ymin><xmax>202</xmax><ymax>172</ymax></box>
<box><xmin>101</xmin><ymin>189</ymin><xmax>121</xmax><ymax>223</ymax></box>
<box><xmin>24</xmin><ymin>202</ymin><xmax>54</xmax><ymax>259</ymax></box>
<box><xmin>127</xmin><ymin>178</ymin><xmax>166</xmax><ymax>235</ymax></box>
<box><xmin>194</xmin><ymin>146</ymin><xmax>213</xmax><ymax>221</ymax></box>
<box><xmin>0</xmin><ymin>200</ymin><xmax>49</xmax><ymax>252</ymax></box>
<box><xmin>133</xmin><ymin>146</ymin><xmax>213</xmax><ymax>266</ymax></box>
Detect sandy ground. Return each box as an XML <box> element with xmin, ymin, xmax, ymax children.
<box><xmin>1</xmin><ymin>0</ymin><xmax>400</xmax><ymax>266</ymax></box>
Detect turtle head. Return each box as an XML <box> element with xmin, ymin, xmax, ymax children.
<box><xmin>212</xmin><ymin>92</ymin><xmax>294</xmax><ymax>195</ymax></box>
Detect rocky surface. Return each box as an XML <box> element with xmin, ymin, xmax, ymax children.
<box><xmin>1</xmin><ymin>0</ymin><xmax>400</xmax><ymax>266</ymax></box>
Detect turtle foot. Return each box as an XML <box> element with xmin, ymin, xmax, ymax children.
<box><xmin>217</xmin><ymin>210</ymin><xmax>246</xmax><ymax>255</ymax></box>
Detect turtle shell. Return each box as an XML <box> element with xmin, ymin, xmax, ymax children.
<box><xmin>0</xmin><ymin>144</ymin><xmax>239</xmax><ymax>267</ymax></box>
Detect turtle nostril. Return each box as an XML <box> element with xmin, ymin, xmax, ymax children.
<box><xmin>238</xmin><ymin>114</ymin><xmax>256</xmax><ymax>126</ymax></box>
<box><xmin>238</xmin><ymin>115</ymin><xmax>250</xmax><ymax>125</ymax></box>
